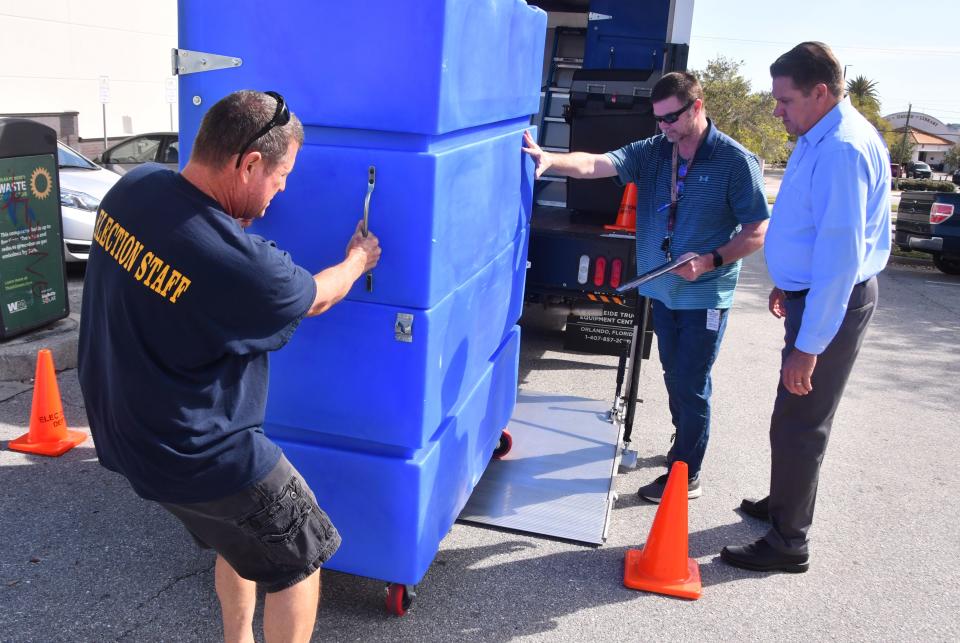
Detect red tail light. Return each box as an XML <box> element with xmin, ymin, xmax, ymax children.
<box><xmin>931</xmin><ymin>203</ymin><xmax>955</xmax><ymax>225</ymax></box>
<box><xmin>610</xmin><ymin>258</ymin><xmax>623</xmax><ymax>288</ymax></box>
<box><xmin>593</xmin><ymin>256</ymin><xmax>607</xmax><ymax>287</ymax></box>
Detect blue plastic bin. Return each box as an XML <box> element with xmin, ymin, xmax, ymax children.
<box><xmin>177</xmin><ymin>0</ymin><xmax>544</xmax><ymax>594</ymax></box>
<box><xmin>177</xmin><ymin>0</ymin><xmax>546</xmax><ymax>137</ymax></box>
<box><xmin>250</xmin><ymin>122</ymin><xmax>535</xmax><ymax>309</ymax></box>
<box><xmin>268</xmin><ymin>326</ymin><xmax>521</xmax><ymax>585</ymax></box>
<box><xmin>264</xmin><ymin>223</ymin><xmax>528</xmax><ymax>452</ymax></box>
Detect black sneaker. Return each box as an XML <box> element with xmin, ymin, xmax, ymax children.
<box><xmin>636</xmin><ymin>472</ymin><xmax>702</xmax><ymax>503</ymax></box>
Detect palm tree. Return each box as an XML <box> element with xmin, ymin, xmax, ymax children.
<box><xmin>846</xmin><ymin>75</ymin><xmax>880</xmax><ymax>112</ymax></box>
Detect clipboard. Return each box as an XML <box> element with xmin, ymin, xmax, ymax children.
<box><xmin>615</xmin><ymin>254</ymin><xmax>696</xmax><ymax>293</ymax></box>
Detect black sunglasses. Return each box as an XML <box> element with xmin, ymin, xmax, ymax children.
<box><xmin>235</xmin><ymin>91</ymin><xmax>291</xmax><ymax>169</ymax></box>
<box><xmin>653</xmin><ymin>100</ymin><xmax>694</xmax><ymax>124</ymax></box>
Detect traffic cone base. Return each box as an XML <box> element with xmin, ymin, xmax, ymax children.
<box><xmin>624</xmin><ymin>548</ymin><xmax>702</xmax><ymax>600</ymax></box>
<box><xmin>9</xmin><ymin>429</ymin><xmax>87</xmax><ymax>457</ymax></box>
<box><xmin>621</xmin><ymin>461</ymin><xmax>702</xmax><ymax>600</ymax></box>
<box><xmin>7</xmin><ymin>349</ymin><xmax>86</xmax><ymax>457</ymax></box>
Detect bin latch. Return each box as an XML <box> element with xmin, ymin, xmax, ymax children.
<box><xmin>171</xmin><ymin>48</ymin><xmax>243</xmax><ymax>76</ymax></box>
<box><xmin>395</xmin><ymin>313</ymin><xmax>413</xmax><ymax>343</ymax></box>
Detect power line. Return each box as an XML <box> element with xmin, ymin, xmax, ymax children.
<box><xmin>885</xmin><ymin>98</ymin><xmax>960</xmax><ymax>108</ymax></box>
<box><xmin>694</xmin><ymin>35</ymin><xmax>960</xmax><ymax>57</ymax></box>
<box><xmin>913</xmin><ymin>108</ymin><xmax>960</xmax><ymax>116</ymax></box>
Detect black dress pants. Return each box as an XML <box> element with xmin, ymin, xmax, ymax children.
<box><xmin>764</xmin><ymin>276</ymin><xmax>878</xmax><ymax>554</ymax></box>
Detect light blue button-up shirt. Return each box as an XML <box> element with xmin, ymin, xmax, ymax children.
<box><xmin>765</xmin><ymin>98</ymin><xmax>891</xmax><ymax>354</ymax></box>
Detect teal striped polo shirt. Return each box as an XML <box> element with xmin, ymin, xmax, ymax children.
<box><xmin>606</xmin><ymin>120</ymin><xmax>769</xmax><ymax>310</ymax></box>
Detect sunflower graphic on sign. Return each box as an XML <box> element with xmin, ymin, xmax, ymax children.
<box><xmin>30</xmin><ymin>166</ymin><xmax>53</xmax><ymax>200</ymax></box>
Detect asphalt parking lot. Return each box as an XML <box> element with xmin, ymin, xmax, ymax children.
<box><xmin>1</xmin><ymin>253</ymin><xmax>958</xmax><ymax>641</ymax></box>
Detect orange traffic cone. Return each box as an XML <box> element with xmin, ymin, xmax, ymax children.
<box><xmin>623</xmin><ymin>461</ymin><xmax>702</xmax><ymax>599</ymax></box>
<box><xmin>8</xmin><ymin>349</ymin><xmax>86</xmax><ymax>457</ymax></box>
<box><xmin>604</xmin><ymin>182</ymin><xmax>637</xmax><ymax>232</ymax></box>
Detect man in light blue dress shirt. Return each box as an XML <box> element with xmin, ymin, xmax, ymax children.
<box><xmin>721</xmin><ymin>42</ymin><xmax>891</xmax><ymax>573</ymax></box>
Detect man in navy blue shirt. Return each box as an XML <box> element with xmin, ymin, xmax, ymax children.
<box><xmin>78</xmin><ymin>90</ymin><xmax>380</xmax><ymax>641</ymax></box>
<box><xmin>721</xmin><ymin>42</ymin><xmax>890</xmax><ymax>574</ymax></box>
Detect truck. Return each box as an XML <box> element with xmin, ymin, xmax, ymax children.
<box><xmin>523</xmin><ymin>1</ymin><xmax>692</xmax><ymax>348</ymax></box>
<box><xmin>895</xmin><ymin>190</ymin><xmax>960</xmax><ymax>274</ymax></box>
<box><xmin>522</xmin><ymin>0</ymin><xmax>694</xmax><ymax>457</ymax></box>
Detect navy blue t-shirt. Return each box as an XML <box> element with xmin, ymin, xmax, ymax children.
<box><xmin>78</xmin><ymin>164</ymin><xmax>316</xmax><ymax>503</ymax></box>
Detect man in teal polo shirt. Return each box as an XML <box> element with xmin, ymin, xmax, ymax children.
<box><xmin>522</xmin><ymin>71</ymin><xmax>769</xmax><ymax>501</ymax></box>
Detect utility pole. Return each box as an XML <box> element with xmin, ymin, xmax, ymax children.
<box><xmin>165</xmin><ymin>78</ymin><xmax>177</xmax><ymax>131</ymax></box>
<box><xmin>900</xmin><ymin>103</ymin><xmax>912</xmax><ymax>165</ymax></box>
<box><xmin>99</xmin><ymin>76</ymin><xmax>110</xmax><ymax>151</ymax></box>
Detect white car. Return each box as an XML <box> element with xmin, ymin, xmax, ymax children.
<box><xmin>58</xmin><ymin>142</ymin><xmax>121</xmax><ymax>262</ymax></box>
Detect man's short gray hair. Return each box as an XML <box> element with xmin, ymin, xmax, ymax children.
<box><xmin>191</xmin><ymin>90</ymin><xmax>304</xmax><ymax>169</ymax></box>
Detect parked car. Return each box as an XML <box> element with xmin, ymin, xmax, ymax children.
<box><xmin>895</xmin><ymin>190</ymin><xmax>960</xmax><ymax>274</ymax></box>
<box><xmin>952</xmin><ymin>169</ymin><xmax>960</xmax><ymax>186</ymax></box>
<box><xmin>906</xmin><ymin>161</ymin><xmax>932</xmax><ymax>179</ymax></box>
<box><xmin>94</xmin><ymin>132</ymin><xmax>178</xmax><ymax>175</ymax></box>
<box><xmin>58</xmin><ymin>142</ymin><xmax>121</xmax><ymax>262</ymax></box>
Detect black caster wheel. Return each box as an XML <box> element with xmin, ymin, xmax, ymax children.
<box><xmin>492</xmin><ymin>428</ymin><xmax>513</xmax><ymax>459</ymax></box>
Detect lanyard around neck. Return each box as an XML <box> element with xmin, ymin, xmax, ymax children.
<box><xmin>668</xmin><ymin>144</ymin><xmax>691</xmax><ymax>233</ymax></box>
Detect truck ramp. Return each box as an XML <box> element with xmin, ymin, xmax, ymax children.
<box><xmin>459</xmin><ymin>391</ymin><xmax>620</xmax><ymax>545</ymax></box>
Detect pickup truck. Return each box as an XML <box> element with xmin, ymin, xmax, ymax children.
<box><xmin>895</xmin><ymin>191</ymin><xmax>960</xmax><ymax>274</ymax></box>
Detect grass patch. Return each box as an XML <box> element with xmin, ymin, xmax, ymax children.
<box><xmin>891</xmin><ymin>246</ymin><xmax>930</xmax><ymax>260</ymax></box>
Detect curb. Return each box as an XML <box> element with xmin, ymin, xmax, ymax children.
<box><xmin>0</xmin><ymin>313</ymin><xmax>79</xmax><ymax>382</ymax></box>
<box><xmin>888</xmin><ymin>254</ymin><xmax>933</xmax><ymax>268</ymax></box>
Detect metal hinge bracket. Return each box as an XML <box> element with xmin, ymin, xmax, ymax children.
<box><xmin>171</xmin><ymin>48</ymin><xmax>242</xmax><ymax>76</ymax></box>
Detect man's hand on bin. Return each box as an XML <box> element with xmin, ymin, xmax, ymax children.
<box><xmin>521</xmin><ymin>130</ymin><xmax>551</xmax><ymax>179</ymax></box>
<box><xmin>347</xmin><ymin>220</ymin><xmax>382</xmax><ymax>273</ymax></box>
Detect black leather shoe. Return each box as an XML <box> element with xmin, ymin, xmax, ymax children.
<box><xmin>740</xmin><ymin>496</ymin><xmax>770</xmax><ymax>521</ymax></box>
<box><xmin>721</xmin><ymin>539</ymin><xmax>809</xmax><ymax>573</ymax></box>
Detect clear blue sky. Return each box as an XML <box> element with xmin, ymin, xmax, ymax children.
<box><xmin>687</xmin><ymin>0</ymin><xmax>960</xmax><ymax>126</ymax></box>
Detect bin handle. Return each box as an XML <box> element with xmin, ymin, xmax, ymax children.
<box><xmin>362</xmin><ymin>166</ymin><xmax>376</xmax><ymax>292</ymax></box>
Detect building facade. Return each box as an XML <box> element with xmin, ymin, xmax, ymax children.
<box><xmin>0</xmin><ymin>2</ymin><xmax>177</xmax><ymax>158</ymax></box>
<box><xmin>884</xmin><ymin>110</ymin><xmax>959</xmax><ymax>169</ymax></box>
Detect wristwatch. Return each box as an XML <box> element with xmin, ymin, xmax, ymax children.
<box><xmin>711</xmin><ymin>249</ymin><xmax>723</xmax><ymax>268</ymax></box>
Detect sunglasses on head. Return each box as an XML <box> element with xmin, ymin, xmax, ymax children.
<box><xmin>235</xmin><ymin>91</ymin><xmax>291</xmax><ymax>169</ymax></box>
<box><xmin>653</xmin><ymin>99</ymin><xmax>695</xmax><ymax>124</ymax></box>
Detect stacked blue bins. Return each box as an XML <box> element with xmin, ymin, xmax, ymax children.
<box><xmin>177</xmin><ymin>1</ymin><xmax>547</xmax><ymax>587</ymax></box>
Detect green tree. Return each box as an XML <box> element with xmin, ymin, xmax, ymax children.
<box><xmin>843</xmin><ymin>74</ymin><xmax>899</xmax><ymax>148</ymax></box>
<box><xmin>888</xmin><ymin>132</ymin><xmax>916</xmax><ymax>165</ymax></box>
<box><xmin>846</xmin><ymin>75</ymin><xmax>880</xmax><ymax>113</ymax></box>
<box><xmin>873</xmin><ymin>116</ymin><xmax>900</xmax><ymax>150</ymax></box>
<box><xmin>945</xmin><ymin>144</ymin><xmax>960</xmax><ymax>171</ymax></box>
<box><xmin>694</xmin><ymin>56</ymin><xmax>790</xmax><ymax>162</ymax></box>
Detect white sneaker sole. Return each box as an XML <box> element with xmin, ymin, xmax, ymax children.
<box><xmin>638</xmin><ymin>487</ymin><xmax>702</xmax><ymax>504</ymax></box>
